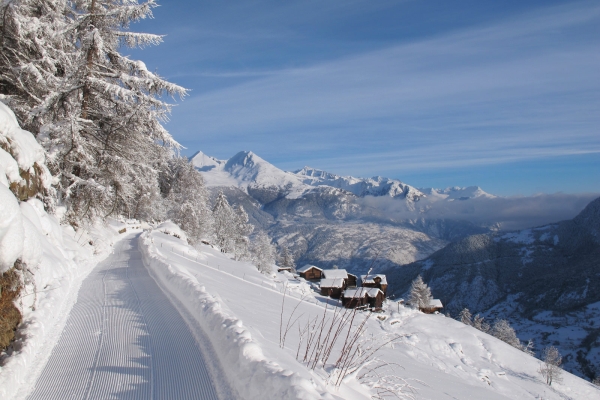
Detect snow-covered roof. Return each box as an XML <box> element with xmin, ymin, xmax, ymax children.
<box><xmin>320</xmin><ymin>278</ymin><xmax>345</xmax><ymax>288</ymax></box>
<box><xmin>343</xmin><ymin>287</ymin><xmax>383</xmax><ymax>298</ymax></box>
<box><xmin>297</xmin><ymin>264</ymin><xmax>322</xmax><ymax>273</ymax></box>
<box><xmin>322</xmin><ymin>269</ymin><xmax>348</xmax><ymax>279</ymax></box>
<box><xmin>429</xmin><ymin>299</ymin><xmax>443</xmax><ymax>308</ymax></box>
<box><xmin>361</xmin><ymin>274</ymin><xmax>387</xmax><ymax>285</ymax></box>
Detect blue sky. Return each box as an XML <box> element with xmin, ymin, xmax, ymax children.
<box><xmin>130</xmin><ymin>0</ymin><xmax>599</xmax><ymax>196</ymax></box>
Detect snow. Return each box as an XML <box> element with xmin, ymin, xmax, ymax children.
<box><xmin>134</xmin><ymin>227</ymin><xmax>600</xmax><ymax>399</ymax></box>
<box><xmin>296</xmin><ymin>264</ymin><xmax>322</xmax><ymax>273</ymax></box>
<box><xmin>361</xmin><ymin>273</ymin><xmax>387</xmax><ymax>285</ymax></box>
<box><xmin>322</xmin><ymin>269</ymin><xmax>349</xmax><ymax>280</ymax></box>
<box><xmin>501</xmin><ymin>229</ymin><xmax>535</xmax><ymax>244</ymax></box>
<box><xmin>429</xmin><ymin>299</ymin><xmax>443</xmax><ymax>308</ymax></box>
<box><xmin>320</xmin><ymin>278</ymin><xmax>345</xmax><ymax>289</ymax></box>
<box><xmin>139</xmin><ymin>231</ymin><xmax>327</xmax><ymax>399</ymax></box>
<box><xmin>0</xmin><ymin>184</ymin><xmax>24</xmax><ymax>272</ymax></box>
<box><xmin>28</xmin><ymin>234</ymin><xmax>231</xmax><ymax>400</ymax></box>
<box><xmin>0</xmin><ymin>102</ymin><xmax>46</xmax><ymax>172</ymax></box>
<box><xmin>343</xmin><ymin>287</ymin><xmax>382</xmax><ymax>298</ymax></box>
<box><xmin>0</xmin><ymin>199</ymin><xmax>124</xmax><ymax>399</ymax></box>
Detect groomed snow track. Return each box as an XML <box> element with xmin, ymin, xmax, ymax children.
<box><xmin>27</xmin><ymin>233</ymin><xmax>230</xmax><ymax>400</ymax></box>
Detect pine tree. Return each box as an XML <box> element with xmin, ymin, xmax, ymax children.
<box><xmin>491</xmin><ymin>319</ymin><xmax>522</xmax><ymax>349</ymax></box>
<box><xmin>539</xmin><ymin>346</ymin><xmax>562</xmax><ymax>386</ymax></box>
<box><xmin>409</xmin><ymin>275</ymin><xmax>432</xmax><ymax>310</ymax></box>
<box><xmin>252</xmin><ymin>231</ymin><xmax>274</xmax><ymax>274</ymax></box>
<box><xmin>279</xmin><ymin>245</ymin><xmax>295</xmax><ymax>272</ymax></box>
<box><xmin>1</xmin><ymin>0</ymin><xmax>187</xmax><ymax>223</ymax></box>
<box><xmin>232</xmin><ymin>205</ymin><xmax>253</xmax><ymax>260</ymax></box>
<box><xmin>165</xmin><ymin>157</ymin><xmax>212</xmax><ymax>244</ymax></box>
<box><xmin>472</xmin><ymin>314</ymin><xmax>490</xmax><ymax>333</ymax></box>
<box><xmin>212</xmin><ymin>191</ymin><xmax>235</xmax><ymax>252</ymax></box>
<box><xmin>459</xmin><ymin>308</ymin><xmax>472</xmax><ymax>326</ymax></box>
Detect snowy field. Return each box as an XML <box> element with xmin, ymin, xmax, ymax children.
<box><xmin>137</xmin><ymin>227</ymin><xmax>600</xmax><ymax>399</ymax></box>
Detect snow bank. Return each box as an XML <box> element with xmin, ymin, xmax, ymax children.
<box><xmin>0</xmin><ymin>102</ymin><xmax>123</xmax><ymax>399</ymax></box>
<box><xmin>0</xmin><ymin>197</ymin><xmax>122</xmax><ymax>399</ymax></box>
<box><xmin>139</xmin><ymin>231</ymin><xmax>328</xmax><ymax>400</ymax></box>
<box><xmin>0</xmin><ymin>102</ymin><xmax>51</xmax><ymax>195</ymax></box>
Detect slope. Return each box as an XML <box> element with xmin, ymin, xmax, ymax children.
<box><xmin>384</xmin><ymin>196</ymin><xmax>600</xmax><ymax>380</ymax></box>
<box><xmin>136</xmin><ymin>224</ymin><xmax>600</xmax><ymax>399</ymax></box>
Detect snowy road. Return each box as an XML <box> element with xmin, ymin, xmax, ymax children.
<box><xmin>27</xmin><ymin>233</ymin><xmax>231</xmax><ymax>400</ymax></box>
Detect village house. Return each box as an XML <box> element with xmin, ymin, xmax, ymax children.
<box><xmin>321</xmin><ymin>269</ymin><xmax>357</xmax><ymax>288</ymax></box>
<box><xmin>341</xmin><ymin>287</ymin><xmax>385</xmax><ymax>309</ymax></box>
<box><xmin>420</xmin><ymin>299</ymin><xmax>444</xmax><ymax>314</ymax></box>
<box><xmin>360</xmin><ymin>273</ymin><xmax>388</xmax><ymax>295</ymax></box>
<box><xmin>277</xmin><ymin>266</ymin><xmax>293</xmax><ymax>273</ymax></box>
<box><xmin>320</xmin><ymin>278</ymin><xmax>345</xmax><ymax>298</ymax></box>
<box><xmin>296</xmin><ymin>264</ymin><xmax>323</xmax><ymax>281</ymax></box>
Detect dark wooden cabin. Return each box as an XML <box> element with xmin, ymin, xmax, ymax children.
<box><xmin>297</xmin><ymin>265</ymin><xmax>323</xmax><ymax>281</ymax></box>
<box><xmin>341</xmin><ymin>288</ymin><xmax>368</xmax><ymax>308</ymax></box>
<box><xmin>360</xmin><ymin>274</ymin><xmax>388</xmax><ymax>295</ymax></box>
<box><xmin>366</xmin><ymin>288</ymin><xmax>385</xmax><ymax>309</ymax></box>
<box><xmin>420</xmin><ymin>299</ymin><xmax>443</xmax><ymax>314</ymax></box>
<box><xmin>322</xmin><ymin>269</ymin><xmax>357</xmax><ymax>288</ymax></box>
<box><xmin>277</xmin><ymin>266</ymin><xmax>293</xmax><ymax>273</ymax></box>
<box><xmin>342</xmin><ymin>288</ymin><xmax>384</xmax><ymax>309</ymax></box>
<box><xmin>320</xmin><ymin>278</ymin><xmax>345</xmax><ymax>298</ymax></box>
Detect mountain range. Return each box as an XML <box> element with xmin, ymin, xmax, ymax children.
<box><xmin>191</xmin><ymin>150</ymin><xmax>497</xmax><ymax>276</ymax></box>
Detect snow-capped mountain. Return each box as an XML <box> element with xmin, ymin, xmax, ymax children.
<box><xmin>294</xmin><ymin>166</ymin><xmax>425</xmax><ymax>201</ymax></box>
<box><xmin>420</xmin><ymin>185</ymin><xmax>496</xmax><ymax>201</ymax></box>
<box><xmin>191</xmin><ymin>150</ymin><xmax>493</xmax><ymax>202</ymax></box>
<box><xmin>191</xmin><ymin>150</ymin><xmax>499</xmax><ymax>281</ymax></box>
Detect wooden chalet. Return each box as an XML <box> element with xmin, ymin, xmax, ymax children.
<box><xmin>420</xmin><ymin>299</ymin><xmax>444</xmax><ymax>314</ymax></box>
<box><xmin>277</xmin><ymin>266</ymin><xmax>293</xmax><ymax>273</ymax></box>
<box><xmin>360</xmin><ymin>273</ymin><xmax>387</xmax><ymax>295</ymax></box>
<box><xmin>322</xmin><ymin>269</ymin><xmax>357</xmax><ymax>288</ymax></box>
<box><xmin>320</xmin><ymin>278</ymin><xmax>345</xmax><ymax>298</ymax></box>
<box><xmin>341</xmin><ymin>287</ymin><xmax>385</xmax><ymax>309</ymax></box>
<box><xmin>296</xmin><ymin>264</ymin><xmax>323</xmax><ymax>281</ymax></box>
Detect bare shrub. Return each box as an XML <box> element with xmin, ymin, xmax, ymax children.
<box><xmin>540</xmin><ymin>346</ymin><xmax>563</xmax><ymax>386</ymax></box>
<box><xmin>280</xmin><ymin>295</ymin><xmax>404</xmax><ymax>391</ymax></box>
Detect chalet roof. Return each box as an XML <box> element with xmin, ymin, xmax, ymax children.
<box><xmin>429</xmin><ymin>299</ymin><xmax>443</xmax><ymax>308</ymax></box>
<box><xmin>322</xmin><ymin>269</ymin><xmax>348</xmax><ymax>279</ymax></box>
<box><xmin>297</xmin><ymin>264</ymin><xmax>323</xmax><ymax>273</ymax></box>
<box><xmin>320</xmin><ymin>278</ymin><xmax>345</xmax><ymax>288</ymax></box>
<box><xmin>343</xmin><ymin>287</ymin><xmax>383</xmax><ymax>298</ymax></box>
<box><xmin>361</xmin><ymin>274</ymin><xmax>388</xmax><ymax>285</ymax></box>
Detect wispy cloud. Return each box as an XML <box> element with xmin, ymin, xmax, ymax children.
<box><xmin>173</xmin><ymin>1</ymin><xmax>599</xmax><ymax>179</ymax></box>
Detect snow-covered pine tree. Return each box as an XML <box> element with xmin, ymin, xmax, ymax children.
<box><xmin>1</xmin><ymin>0</ymin><xmax>187</xmax><ymax>223</ymax></box>
<box><xmin>458</xmin><ymin>308</ymin><xmax>472</xmax><ymax>325</ymax></box>
<box><xmin>0</xmin><ymin>0</ymin><xmax>73</xmax><ymax>132</ymax></box>
<box><xmin>491</xmin><ymin>319</ymin><xmax>522</xmax><ymax>349</ymax></box>
<box><xmin>279</xmin><ymin>245</ymin><xmax>295</xmax><ymax>272</ymax></box>
<box><xmin>212</xmin><ymin>191</ymin><xmax>235</xmax><ymax>252</ymax></box>
<box><xmin>472</xmin><ymin>314</ymin><xmax>490</xmax><ymax>333</ymax></box>
<box><xmin>252</xmin><ymin>230</ymin><xmax>274</xmax><ymax>274</ymax></box>
<box><xmin>408</xmin><ymin>275</ymin><xmax>432</xmax><ymax>310</ymax></box>
<box><xmin>232</xmin><ymin>205</ymin><xmax>252</xmax><ymax>261</ymax></box>
<box><xmin>164</xmin><ymin>157</ymin><xmax>212</xmax><ymax>244</ymax></box>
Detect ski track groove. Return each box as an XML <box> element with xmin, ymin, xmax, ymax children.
<box><xmin>27</xmin><ymin>234</ymin><xmax>224</xmax><ymax>400</ymax></box>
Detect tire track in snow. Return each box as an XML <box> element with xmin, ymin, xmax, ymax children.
<box><xmin>27</xmin><ymin>234</ymin><xmax>228</xmax><ymax>400</ymax></box>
